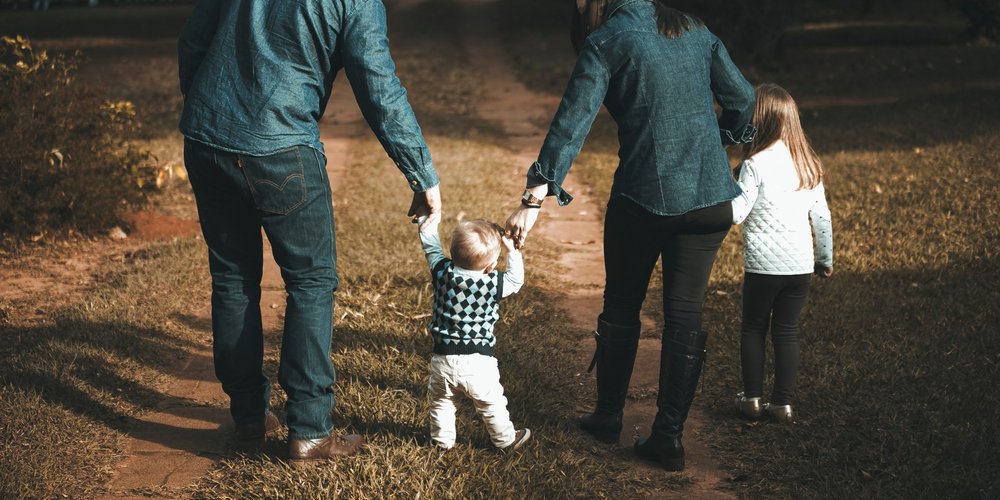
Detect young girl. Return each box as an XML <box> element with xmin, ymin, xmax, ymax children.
<box><xmin>731</xmin><ymin>83</ymin><xmax>834</xmax><ymax>422</ymax></box>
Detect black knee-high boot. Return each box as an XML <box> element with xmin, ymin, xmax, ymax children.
<box><xmin>634</xmin><ymin>329</ymin><xmax>708</xmax><ymax>471</ymax></box>
<box><xmin>578</xmin><ymin>316</ymin><xmax>641</xmax><ymax>443</ymax></box>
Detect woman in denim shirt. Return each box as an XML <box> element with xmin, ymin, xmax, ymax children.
<box><xmin>505</xmin><ymin>0</ymin><xmax>756</xmax><ymax>471</ymax></box>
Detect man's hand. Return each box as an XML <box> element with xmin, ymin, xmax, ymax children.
<box><xmin>815</xmin><ymin>264</ymin><xmax>833</xmax><ymax>278</ymax></box>
<box><xmin>408</xmin><ymin>184</ymin><xmax>441</xmax><ymax>230</ymax></box>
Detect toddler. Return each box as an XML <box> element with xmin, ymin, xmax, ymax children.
<box><xmin>731</xmin><ymin>83</ymin><xmax>834</xmax><ymax>422</ymax></box>
<box><xmin>417</xmin><ymin>216</ymin><xmax>531</xmax><ymax>449</ymax></box>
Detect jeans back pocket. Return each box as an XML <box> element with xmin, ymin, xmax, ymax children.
<box><xmin>239</xmin><ymin>147</ymin><xmax>307</xmax><ymax>215</ymax></box>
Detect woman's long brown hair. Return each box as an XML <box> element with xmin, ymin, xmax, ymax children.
<box><xmin>653</xmin><ymin>1</ymin><xmax>703</xmax><ymax>39</ymax></box>
<box><xmin>742</xmin><ymin>83</ymin><xmax>824</xmax><ymax>190</ymax></box>
<box><xmin>571</xmin><ymin>0</ymin><xmax>703</xmax><ymax>53</ymax></box>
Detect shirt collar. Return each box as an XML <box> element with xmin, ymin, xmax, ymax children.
<box><xmin>606</xmin><ymin>0</ymin><xmax>650</xmax><ymax>19</ymax></box>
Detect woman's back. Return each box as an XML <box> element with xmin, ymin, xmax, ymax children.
<box><xmin>566</xmin><ymin>0</ymin><xmax>755</xmax><ymax>215</ymax></box>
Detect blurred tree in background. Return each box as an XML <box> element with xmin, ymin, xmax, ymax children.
<box><xmin>0</xmin><ymin>36</ymin><xmax>155</xmax><ymax>237</ymax></box>
<box><xmin>567</xmin><ymin>0</ymin><xmax>997</xmax><ymax>65</ymax></box>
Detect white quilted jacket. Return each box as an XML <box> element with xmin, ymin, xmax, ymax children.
<box><xmin>731</xmin><ymin>140</ymin><xmax>833</xmax><ymax>275</ymax></box>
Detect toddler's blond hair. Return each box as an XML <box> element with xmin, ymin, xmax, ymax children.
<box><xmin>450</xmin><ymin>219</ymin><xmax>502</xmax><ymax>271</ymax></box>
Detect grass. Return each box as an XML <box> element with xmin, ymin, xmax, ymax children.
<box><xmin>2</xmin><ymin>1</ymin><xmax>663</xmax><ymax>497</ymax></box>
<box><xmin>2</xmin><ymin>0</ymin><xmax>997</xmax><ymax>497</ymax></box>
<box><xmin>0</xmin><ymin>239</ymin><xmax>213</xmax><ymax>497</ymax></box>
<box><xmin>500</xmin><ymin>0</ymin><xmax>1000</xmax><ymax>497</ymax></box>
<box><xmin>198</xmin><ymin>1</ymin><xmax>664</xmax><ymax>496</ymax></box>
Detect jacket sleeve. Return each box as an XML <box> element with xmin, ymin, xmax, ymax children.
<box><xmin>500</xmin><ymin>250</ymin><xmax>524</xmax><ymax>298</ymax></box>
<box><xmin>527</xmin><ymin>40</ymin><xmax>611</xmax><ymax>206</ymax></box>
<box><xmin>709</xmin><ymin>34</ymin><xmax>757</xmax><ymax>145</ymax></box>
<box><xmin>417</xmin><ymin>217</ymin><xmax>446</xmax><ymax>271</ymax></box>
<box><xmin>809</xmin><ymin>182</ymin><xmax>834</xmax><ymax>268</ymax></box>
<box><xmin>341</xmin><ymin>0</ymin><xmax>438</xmax><ymax>192</ymax></box>
<box><xmin>177</xmin><ymin>0</ymin><xmax>222</xmax><ymax>97</ymax></box>
<box><xmin>731</xmin><ymin>159</ymin><xmax>760</xmax><ymax>225</ymax></box>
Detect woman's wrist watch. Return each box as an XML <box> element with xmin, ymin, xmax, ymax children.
<box><xmin>521</xmin><ymin>190</ymin><xmax>544</xmax><ymax>209</ymax></box>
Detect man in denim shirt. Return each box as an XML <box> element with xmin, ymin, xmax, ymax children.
<box><xmin>178</xmin><ymin>0</ymin><xmax>440</xmax><ymax>464</ymax></box>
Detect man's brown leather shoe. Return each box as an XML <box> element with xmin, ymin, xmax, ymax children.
<box><xmin>289</xmin><ymin>433</ymin><xmax>366</xmax><ymax>466</ymax></box>
<box><xmin>235</xmin><ymin>410</ymin><xmax>282</xmax><ymax>441</ymax></box>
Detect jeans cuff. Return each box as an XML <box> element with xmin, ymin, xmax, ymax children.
<box><xmin>288</xmin><ymin>428</ymin><xmax>333</xmax><ymax>441</ymax></box>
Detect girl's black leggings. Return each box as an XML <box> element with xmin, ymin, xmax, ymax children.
<box><xmin>740</xmin><ymin>272</ymin><xmax>811</xmax><ymax>406</ymax></box>
<box><xmin>601</xmin><ymin>196</ymin><xmax>732</xmax><ymax>333</ymax></box>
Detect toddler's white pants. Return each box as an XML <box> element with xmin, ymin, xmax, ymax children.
<box><xmin>427</xmin><ymin>353</ymin><xmax>516</xmax><ymax>449</ymax></box>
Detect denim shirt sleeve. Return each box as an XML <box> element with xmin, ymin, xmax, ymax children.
<box><xmin>177</xmin><ymin>0</ymin><xmax>221</xmax><ymax>97</ymax></box>
<box><xmin>500</xmin><ymin>250</ymin><xmax>524</xmax><ymax>298</ymax></box>
<box><xmin>710</xmin><ymin>35</ymin><xmax>757</xmax><ymax>146</ymax></box>
<box><xmin>341</xmin><ymin>0</ymin><xmax>439</xmax><ymax>192</ymax></box>
<box><xmin>527</xmin><ymin>40</ymin><xmax>611</xmax><ymax>206</ymax></box>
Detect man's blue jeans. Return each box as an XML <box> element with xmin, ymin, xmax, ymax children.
<box><xmin>185</xmin><ymin>138</ymin><xmax>337</xmax><ymax>440</ymax></box>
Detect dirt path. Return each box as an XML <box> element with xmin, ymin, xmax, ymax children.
<box><xmin>458</xmin><ymin>1</ymin><xmax>733</xmax><ymax>497</ymax></box>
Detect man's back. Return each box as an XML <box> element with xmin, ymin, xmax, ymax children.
<box><xmin>178</xmin><ymin>0</ymin><xmax>436</xmax><ymax>194</ymax></box>
<box><xmin>179</xmin><ymin>0</ymin><xmax>352</xmax><ymax>155</ymax></box>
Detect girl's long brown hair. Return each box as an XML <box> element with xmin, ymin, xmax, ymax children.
<box><xmin>742</xmin><ymin>83</ymin><xmax>824</xmax><ymax>190</ymax></box>
<box><xmin>571</xmin><ymin>0</ymin><xmax>703</xmax><ymax>53</ymax></box>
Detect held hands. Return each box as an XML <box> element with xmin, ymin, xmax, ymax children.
<box><xmin>408</xmin><ymin>184</ymin><xmax>441</xmax><ymax>231</ymax></box>
<box><xmin>500</xmin><ymin>234</ymin><xmax>517</xmax><ymax>253</ymax></box>
<box><xmin>814</xmin><ymin>264</ymin><xmax>833</xmax><ymax>278</ymax></box>
<box><xmin>505</xmin><ymin>204</ymin><xmax>540</xmax><ymax>249</ymax></box>
<box><xmin>505</xmin><ymin>185</ymin><xmax>547</xmax><ymax>249</ymax></box>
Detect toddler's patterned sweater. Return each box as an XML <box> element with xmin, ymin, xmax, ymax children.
<box><xmin>419</xmin><ymin>221</ymin><xmax>523</xmax><ymax>356</ymax></box>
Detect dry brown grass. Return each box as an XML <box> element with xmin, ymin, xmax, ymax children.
<box><xmin>0</xmin><ymin>238</ymin><xmax>214</xmax><ymax>497</ymax></box>
<box><xmin>2</xmin><ymin>2</ymin><xmax>668</xmax><ymax>497</ymax></box>
<box><xmin>3</xmin><ymin>0</ymin><xmax>997</xmax><ymax>497</ymax></box>
<box><xmin>197</xmin><ymin>1</ymin><xmax>663</xmax><ymax>496</ymax></box>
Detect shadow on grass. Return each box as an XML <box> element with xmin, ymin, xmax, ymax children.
<box><xmin>803</xmin><ymin>86</ymin><xmax>1000</xmax><ymax>154</ymax></box>
<box><xmin>0</xmin><ymin>315</ymin><xmax>213</xmax><ymax>430</ymax></box>
<box><xmin>698</xmin><ymin>257</ymin><xmax>1000</xmax><ymax>497</ymax></box>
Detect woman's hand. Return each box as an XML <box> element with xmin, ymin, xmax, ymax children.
<box><xmin>505</xmin><ymin>204</ymin><xmax>541</xmax><ymax>249</ymax></box>
<box><xmin>814</xmin><ymin>264</ymin><xmax>833</xmax><ymax>278</ymax></box>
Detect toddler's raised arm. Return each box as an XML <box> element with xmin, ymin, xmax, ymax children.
<box><xmin>500</xmin><ymin>236</ymin><xmax>524</xmax><ymax>298</ymax></box>
<box><xmin>416</xmin><ymin>216</ymin><xmax>446</xmax><ymax>271</ymax></box>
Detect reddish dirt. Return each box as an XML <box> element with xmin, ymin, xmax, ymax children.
<box><xmin>125</xmin><ymin>211</ymin><xmax>201</xmax><ymax>241</ymax></box>
<box><xmin>458</xmin><ymin>1</ymin><xmax>735</xmax><ymax>497</ymax></box>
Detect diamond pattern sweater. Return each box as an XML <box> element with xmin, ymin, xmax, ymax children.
<box><xmin>417</xmin><ymin>219</ymin><xmax>524</xmax><ymax>357</ymax></box>
<box><xmin>429</xmin><ymin>260</ymin><xmax>503</xmax><ymax>356</ymax></box>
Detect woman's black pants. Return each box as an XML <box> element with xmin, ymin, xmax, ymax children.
<box><xmin>601</xmin><ymin>197</ymin><xmax>732</xmax><ymax>331</ymax></box>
